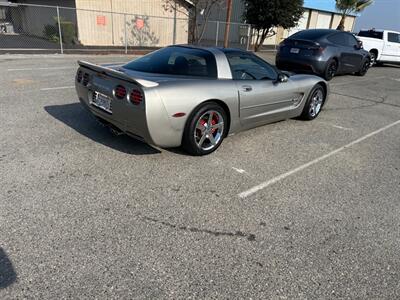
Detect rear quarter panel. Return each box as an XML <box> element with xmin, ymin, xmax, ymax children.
<box><xmin>149</xmin><ymin>79</ymin><xmax>239</xmax><ymax>146</ymax></box>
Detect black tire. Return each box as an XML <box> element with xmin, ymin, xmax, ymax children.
<box><xmin>323</xmin><ymin>59</ymin><xmax>338</xmax><ymax>81</ymax></box>
<box><xmin>182</xmin><ymin>102</ymin><xmax>228</xmax><ymax>156</ymax></box>
<box><xmin>356</xmin><ymin>58</ymin><xmax>370</xmax><ymax>76</ymax></box>
<box><xmin>300</xmin><ymin>84</ymin><xmax>326</xmax><ymax>120</ymax></box>
<box><xmin>369</xmin><ymin>51</ymin><xmax>377</xmax><ymax>67</ymax></box>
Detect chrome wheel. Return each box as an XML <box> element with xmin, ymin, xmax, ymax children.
<box><xmin>194</xmin><ymin>110</ymin><xmax>224</xmax><ymax>151</ymax></box>
<box><xmin>309</xmin><ymin>89</ymin><xmax>324</xmax><ymax>117</ymax></box>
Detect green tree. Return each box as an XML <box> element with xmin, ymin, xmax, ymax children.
<box><xmin>335</xmin><ymin>0</ymin><xmax>373</xmax><ymax>31</ymax></box>
<box><xmin>243</xmin><ymin>0</ymin><xmax>304</xmax><ymax>52</ymax></box>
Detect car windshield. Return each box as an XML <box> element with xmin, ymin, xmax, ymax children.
<box><xmin>290</xmin><ymin>30</ymin><xmax>329</xmax><ymax>41</ymax></box>
<box><xmin>123</xmin><ymin>46</ymin><xmax>218</xmax><ymax>78</ymax></box>
<box><xmin>358</xmin><ymin>30</ymin><xmax>384</xmax><ymax>40</ymax></box>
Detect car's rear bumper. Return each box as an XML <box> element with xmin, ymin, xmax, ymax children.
<box><xmin>276</xmin><ymin>55</ymin><xmax>327</xmax><ymax>75</ymax></box>
<box><xmin>76</xmin><ymin>82</ymin><xmax>153</xmax><ymax>143</ymax></box>
<box><xmin>75</xmin><ymin>63</ymin><xmax>183</xmax><ymax>148</ymax></box>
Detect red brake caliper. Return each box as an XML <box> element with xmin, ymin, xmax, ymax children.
<box><xmin>197</xmin><ymin>119</ymin><xmax>207</xmax><ymax>139</ymax></box>
<box><xmin>211</xmin><ymin>114</ymin><xmax>217</xmax><ymax>134</ymax></box>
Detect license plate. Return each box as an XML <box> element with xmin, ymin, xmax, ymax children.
<box><xmin>290</xmin><ymin>48</ymin><xmax>300</xmax><ymax>54</ymax></box>
<box><xmin>91</xmin><ymin>91</ymin><xmax>112</xmax><ymax>113</ymax></box>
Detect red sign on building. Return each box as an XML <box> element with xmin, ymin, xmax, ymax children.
<box><xmin>135</xmin><ymin>18</ymin><xmax>144</xmax><ymax>30</ymax></box>
<box><xmin>97</xmin><ymin>15</ymin><xmax>106</xmax><ymax>26</ymax></box>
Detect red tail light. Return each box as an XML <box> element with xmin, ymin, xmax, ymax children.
<box><xmin>315</xmin><ymin>46</ymin><xmax>326</xmax><ymax>54</ymax></box>
<box><xmin>114</xmin><ymin>85</ymin><xmax>127</xmax><ymax>99</ymax></box>
<box><xmin>130</xmin><ymin>89</ymin><xmax>143</xmax><ymax>105</ymax></box>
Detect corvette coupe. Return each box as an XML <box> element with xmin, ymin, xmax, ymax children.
<box><xmin>75</xmin><ymin>45</ymin><xmax>329</xmax><ymax>155</ymax></box>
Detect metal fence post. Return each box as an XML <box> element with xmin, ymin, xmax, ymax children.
<box><xmin>124</xmin><ymin>13</ymin><xmax>128</xmax><ymax>54</ymax></box>
<box><xmin>215</xmin><ymin>21</ymin><xmax>219</xmax><ymax>47</ymax></box>
<box><xmin>173</xmin><ymin>9</ymin><xmax>177</xmax><ymax>44</ymax></box>
<box><xmin>246</xmin><ymin>25</ymin><xmax>251</xmax><ymax>51</ymax></box>
<box><xmin>56</xmin><ymin>6</ymin><xmax>63</xmax><ymax>54</ymax></box>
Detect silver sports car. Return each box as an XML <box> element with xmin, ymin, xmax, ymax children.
<box><xmin>75</xmin><ymin>45</ymin><xmax>329</xmax><ymax>155</ymax></box>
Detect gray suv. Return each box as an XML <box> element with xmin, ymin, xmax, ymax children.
<box><xmin>276</xmin><ymin>29</ymin><xmax>371</xmax><ymax>80</ymax></box>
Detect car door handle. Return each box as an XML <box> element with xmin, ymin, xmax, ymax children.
<box><xmin>241</xmin><ymin>85</ymin><xmax>252</xmax><ymax>92</ymax></box>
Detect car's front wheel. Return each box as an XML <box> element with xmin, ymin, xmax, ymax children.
<box><xmin>300</xmin><ymin>84</ymin><xmax>325</xmax><ymax>120</ymax></box>
<box><xmin>182</xmin><ymin>102</ymin><xmax>227</xmax><ymax>156</ymax></box>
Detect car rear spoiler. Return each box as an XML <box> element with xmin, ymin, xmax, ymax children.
<box><xmin>77</xmin><ymin>60</ymin><xmax>159</xmax><ymax>88</ymax></box>
<box><xmin>285</xmin><ymin>38</ymin><xmax>321</xmax><ymax>48</ymax></box>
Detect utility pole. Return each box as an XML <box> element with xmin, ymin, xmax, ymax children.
<box><xmin>223</xmin><ymin>0</ymin><xmax>233</xmax><ymax>48</ymax></box>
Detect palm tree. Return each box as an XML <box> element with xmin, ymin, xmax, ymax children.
<box><xmin>335</xmin><ymin>0</ymin><xmax>373</xmax><ymax>31</ymax></box>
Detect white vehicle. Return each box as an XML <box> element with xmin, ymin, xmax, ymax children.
<box><xmin>357</xmin><ymin>29</ymin><xmax>400</xmax><ymax>65</ymax></box>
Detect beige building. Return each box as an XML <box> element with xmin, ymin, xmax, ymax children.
<box><xmin>6</xmin><ymin>0</ymin><xmax>357</xmax><ymax>49</ymax></box>
<box><xmin>271</xmin><ymin>8</ymin><xmax>356</xmax><ymax>45</ymax></box>
<box><xmin>74</xmin><ymin>0</ymin><xmax>189</xmax><ymax>47</ymax></box>
<box><xmin>8</xmin><ymin>0</ymin><xmax>190</xmax><ymax>47</ymax></box>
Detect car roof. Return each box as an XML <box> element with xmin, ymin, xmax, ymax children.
<box><xmin>288</xmin><ymin>29</ymin><xmax>352</xmax><ymax>41</ymax></box>
<box><xmin>359</xmin><ymin>29</ymin><xmax>384</xmax><ymax>32</ymax></box>
<box><xmin>295</xmin><ymin>29</ymin><xmax>343</xmax><ymax>35</ymax></box>
<box><xmin>360</xmin><ymin>29</ymin><xmax>400</xmax><ymax>34</ymax></box>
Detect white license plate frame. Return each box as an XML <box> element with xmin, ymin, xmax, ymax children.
<box><xmin>91</xmin><ymin>91</ymin><xmax>112</xmax><ymax>114</ymax></box>
<box><xmin>290</xmin><ymin>48</ymin><xmax>300</xmax><ymax>54</ymax></box>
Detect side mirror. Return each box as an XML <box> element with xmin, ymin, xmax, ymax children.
<box><xmin>276</xmin><ymin>73</ymin><xmax>289</xmax><ymax>83</ymax></box>
<box><xmin>355</xmin><ymin>40</ymin><xmax>363</xmax><ymax>50</ymax></box>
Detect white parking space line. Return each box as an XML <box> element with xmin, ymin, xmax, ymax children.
<box><xmin>238</xmin><ymin>119</ymin><xmax>400</xmax><ymax>199</ymax></box>
<box><xmin>232</xmin><ymin>167</ymin><xmax>247</xmax><ymax>174</ymax></box>
<box><xmin>319</xmin><ymin>122</ymin><xmax>353</xmax><ymax>131</ymax></box>
<box><xmin>8</xmin><ymin>66</ymin><xmax>75</xmax><ymax>71</ymax></box>
<box><xmin>331</xmin><ymin>124</ymin><xmax>352</xmax><ymax>130</ymax></box>
<box><xmin>40</xmin><ymin>86</ymin><xmax>75</xmax><ymax>91</ymax></box>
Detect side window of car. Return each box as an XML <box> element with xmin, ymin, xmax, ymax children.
<box><xmin>226</xmin><ymin>53</ymin><xmax>278</xmax><ymax>81</ymax></box>
<box><xmin>345</xmin><ymin>33</ymin><xmax>359</xmax><ymax>47</ymax></box>
<box><xmin>168</xmin><ymin>52</ymin><xmax>209</xmax><ymax>76</ymax></box>
<box><xmin>328</xmin><ymin>33</ymin><xmax>346</xmax><ymax>46</ymax></box>
<box><xmin>388</xmin><ymin>32</ymin><xmax>400</xmax><ymax>43</ymax></box>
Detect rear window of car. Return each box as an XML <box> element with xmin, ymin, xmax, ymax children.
<box><xmin>123</xmin><ymin>46</ymin><xmax>218</xmax><ymax>78</ymax></box>
<box><xmin>290</xmin><ymin>30</ymin><xmax>329</xmax><ymax>41</ymax></box>
<box><xmin>358</xmin><ymin>30</ymin><xmax>383</xmax><ymax>40</ymax></box>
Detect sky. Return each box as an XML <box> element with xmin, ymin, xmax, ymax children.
<box><xmin>303</xmin><ymin>0</ymin><xmax>341</xmax><ymax>13</ymax></box>
<box><xmin>355</xmin><ymin>0</ymin><xmax>400</xmax><ymax>32</ymax></box>
<box><xmin>304</xmin><ymin>0</ymin><xmax>400</xmax><ymax>32</ymax></box>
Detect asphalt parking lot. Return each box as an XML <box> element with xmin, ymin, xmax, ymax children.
<box><xmin>1</xmin><ymin>52</ymin><xmax>400</xmax><ymax>299</ymax></box>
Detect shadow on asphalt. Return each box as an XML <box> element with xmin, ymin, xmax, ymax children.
<box><xmin>44</xmin><ymin>103</ymin><xmax>161</xmax><ymax>155</ymax></box>
<box><xmin>0</xmin><ymin>247</ymin><xmax>17</xmax><ymax>289</ymax></box>
<box><xmin>374</xmin><ymin>64</ymin><xmax>400</xmax><ymax>69</ymax></box>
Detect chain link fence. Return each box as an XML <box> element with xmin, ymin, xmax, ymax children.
<box><xmin>196</xmin><ymin>20</ymin><xmax>251</xmax><ymax>50</ymax></box>
<box><xmin>0</xmin><ymin>2</ymin><xmax>256</xmax><ymax>54</ymax></box>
